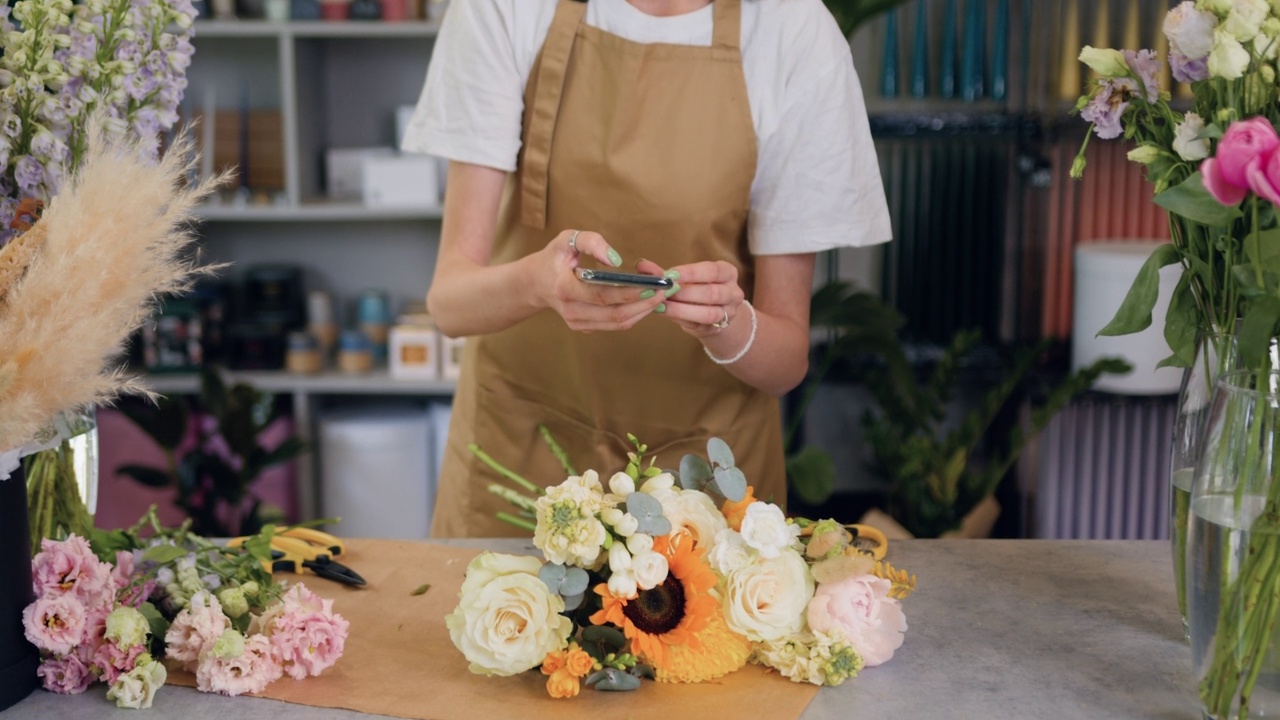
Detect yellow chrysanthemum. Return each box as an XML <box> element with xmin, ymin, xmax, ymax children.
<box><xmin>654</xmin><ymin>607</ymin><xmax>751</xmax><ymax>683</ymax></box>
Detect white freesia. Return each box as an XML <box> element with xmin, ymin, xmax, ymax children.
<box><xmin>601</xmin><ymin>507</ymin><xmax>624</xmax><ymax>527</ymax></box>
<box><xmin>1223</xmin><ymin>0</ymin><xmax>1269</xmax><ymax>41</ymax></box>
<box><xmin>608</xmin><ymin>471</ymin><xmax>635</xmax><ymax>497</ymax></box>
<box><xmin>648</xmin><ymin>487</ymin><xmax>728</xmax><ymax>550</ymax></box>
<box><xmin>1077</xmin><ymin>46</ymin><xmax>1129</xmax><ymax>77</ymax></box>
<box><xmin>1209</xmin><ymin>28</ymin><xmax>1251</xmax><ymax>79</ymax></box>
<box><xmin>1174</xmin><ymin>112</ymin><xmax>1211</xmax><ymax>160</ymax></box>
<box><xmin>739</xmin><ymin>502</ymin><xmax>799</xmax><ymax>559</ymax></box>
<box><xmin>722</xmin><ymin>548</ymin><xmax>814</xmax><ymax>642</ymax></box>
<box><xmin>608</xmin><ymin>569</ymin><xmax>638</xmax><ymax>599</ymax></box>
<box><xmin>626</xmin><ymin>533</ymin><xmax>654</xmax><ymax>555</ymax></box>
<box><xmin>631</xmin><ymin>550</ymin><xmax>669</xmax><ymax>590</ymax></box>
<box><xmin>613</xmin><ymin>512</ymin><xmax>639</xmax><ymax>537</ymax></box>
<box><xmin>639</xmin><ymin>471</ymin><xmax>675</xmax><ymax>493</ymax></box>
<box><xmin>1164</xmin><ymin>1</ymin><xmax>1218</xmax><ymax>59</ymax></box>
<box><xmin>609</xmin><ymin>542</ymin><xmax>633</xmax><ymax>572</ymax></box>
<box><xmin>706</xmin><ymin>528</ymin><xmax>756</xmax><ymax>576</ymax></box>
<box><xmin>533</xmin><ymin>473</ymin><xmax>609</xmax><ymax>567</ymax></box>
<box><xmin>446</xmin><ymin>556</ymin><xmax>571</xmax><ymax>677</ymax></box>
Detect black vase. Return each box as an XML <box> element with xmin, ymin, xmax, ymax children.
<box><xmin>0</xmin><ymin>464</ymin><xmax>38</xmax><ymax>711</ymax></box>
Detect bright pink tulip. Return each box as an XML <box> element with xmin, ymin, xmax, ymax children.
<box><xmin>1202</xmin><ymin>157</ymin><xmax>1251</xmax><ymax>206</ymax></box>
<box><xmin>1215</xmin><ymin>117</ymin><xmax>1280</xmax><ymax>188</ymax></box>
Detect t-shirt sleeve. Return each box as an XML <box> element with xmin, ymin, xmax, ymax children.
<box><xmin>748</xmin><ymin>10</ymin><xmax>892</xmax><ymax>255</ymax></box>
<box><xmin>400</xmin><ymin>0</ymin><xmax>526</xmax><ymax>171</ymax></box>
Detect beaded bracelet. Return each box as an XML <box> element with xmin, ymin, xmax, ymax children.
<box><xmin>705</xmin><ymin>300</ymin><xmax>757</xmax><ymax>365</ymax></box>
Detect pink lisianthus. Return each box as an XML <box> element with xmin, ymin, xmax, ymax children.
<box><xmin>75</xmin><ymin>604</ymin><xmax>112</xmax><ymax>668</ymax></box>
<box><xmin>195</xmin><ymin>633</ymin><xmax>282</xmax><ymax>696</ymax></box>
<box><xmin>111</xmin><ymin>551</ymin><xmax>153</xmax><ymax>608</ymax></box>
<box><xmin>163</xmin><ymin>592</ymin><xmax>229</xmax><ymax>670</ymax></box>
<box><xmin>36</xmin><ymin>653</ymin><xmax>95</xmax><ymax>694</ymax></box>
<box><xmin>93</xmin><ymin>639</ymin><xmax>148</xmax><ymax>685</ymax></box>
<box><xmin>1201</xmin><ymin>117</ymin><xmax>1280</xmax><ymax>205</ymax></box>
<box><xmin>806</xmin><ymin>575</ymin><xmax>907</xmax><ymax>668</ymax></box>
<box><xmin>31</xmin><ymin>534</ymin><xmax>113</xmax><ymax>607</ymax></box>
<box><xmin>22</xmin><ymin>594</ymin><xmax>88</xmax><ymax>656</ymax></box>
<box><xmin>263</xmin><ymin>583</ymin><xmax>349</xmax><ymax>680</ymax></box>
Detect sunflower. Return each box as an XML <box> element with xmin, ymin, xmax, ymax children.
<box><xmin>588</xmin><ymin>534</ymin><xmax>719</xmax><ymax>670</ymax></box>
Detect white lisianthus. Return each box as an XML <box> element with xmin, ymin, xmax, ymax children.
<box><xmin>1172</xmin><ymin>110</ymin><xmax>1208</xmax><ymax>159</ymax></box>
<box><xmin>1200</xmin><ymin>0</ymin><xmax>1234</xmax><ymax>15</ymax></box>
<box><xmin>609</xmin><ymin>542</ymin><xmax>633</xmax><ymax>573</ymax></box>
<box><xmin>1209</xmin><ymin>28</ymin><xmax>1251</xmax><ymax>79</ymax></box>
<box><xmin>608</xmin><ymin>569</ymin><xmax>638</xmax><ymax>599</ymax></box>
<box><xmin>1077</xmin><ymin>46</ymin><xmax>1129</xmax><ymax>77</ymax></box>
<box><xmin>626</xmin><ymin>533</ymin><xmax>654</xmax><ymax>555</ymax></box>
<box><xmin>648</xmin><ymin>487</ymin><xmax>728</xmax><ymax>550</ymax></box>
<box><xmin>103</xmin><ymin>606</ymin><xmax>149</xmax><ymax>648</ymax></box>
<box><xmin>722</xmin><ymin>548</ymin><xmax>814</xmax><ymax>642</ymax></box>
<box><xmin>1254</xmin><ymin>18</ymin><xmax>1280</xmax><ymax>59</ymax></box>
<box><xmin>106</xmin><ymin>656</ymin><xmax>166</xmax><ymax>709</ymax></box>
<box><xmin>1224</xmin><ymin>0</ymin><xmax>1270</xmax><ymax>41</ymax></box>
<box><xmin>1126</xmin><ymin>145</ymin><xmax>1163</xmax><ymax>165</ymax></box>
<box><xmin>631</xmin><ymin>550</ymin><xmax>669</xmax><ymax>590</ymax></box>
<box><xmin>1165</xmin><ymin>1</ymin><xmax>1219</xmax><ymax>59</ymax></box>
<box><xmin>608</xmin><ymin>472</ymin><xmax>636</xmax><ymax>497</ymax></box>
<box><xmin>638</xmin><ymin>471</ymin><xmax>675</xmax><ymax>493</ymax></box>
<box><xmin>446</xmin><ymin>555</ymin><xmax>571</xmax><ymax>677</ymax></box>
<box><xmin>739</xmin><ymin>502</ymin><xmax>800</xmax><ymax>559</ymax></box>
<box><xmin>706</xmin><ymin>528</ymin><xmax>756</xmax><ymax>576</ymax></box>
<box><xmin>533</xmin><ymin>473</ymin><xmax>609</xmax><ymax>567</ymax></box>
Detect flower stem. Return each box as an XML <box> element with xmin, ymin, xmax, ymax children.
<box><xmin>468</xmin><ymin>442</ymin><xmax>543</xmax><ymax>495</ymax></box>
<box><xmin>496</xmin><ymin>512</ymin><xmax>537</xmax><ymax>533</ymax></box>
<box><xmin>538</xmin><ymin>424</ymin><xmax>576</xmax><ymax>477</ymax></box>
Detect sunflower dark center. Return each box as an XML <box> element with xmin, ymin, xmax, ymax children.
<box><xmin>623</xmin><ymin>575</ymin><xmax>686</xmax><ymax>635</ymax></box>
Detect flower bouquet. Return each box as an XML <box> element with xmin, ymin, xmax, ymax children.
<box><xmin>23</xmin><ymin>508</ymin><xmax>348</xmax><ymax>708</ymax></box>
<box><xmin>448</xmin><ymin>434</ymin><xmax>915</xmax><ymax>698</ymax></box>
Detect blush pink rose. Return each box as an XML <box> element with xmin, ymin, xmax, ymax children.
<box><xmin>1202</xmin><ymin>117</ymin><xmax>1280</xmax><ymax>206</ymax></box>
<box><xmin>195</xmin><ymin>633</ymin><xmax>282</xmax><ymax>696</ymax></box>
<box><xmin>163</xmin><ymin>593</ymin><xmax>229</xmax><ymax>670</ymax></box>
<box><xmin>806</xmin><ymin>575</ymin><xmax>907</xmax><ymax>668</ymax></box>
<box><xmin>36</xmin><ymin>654</ymin><xmax>95</xmax><ymax>694</ymax></box>
<box><xmin>23</xmin><ymin>594</ymin><xmax>88</xmax><ymax>656</ymax></box>
<box><xmin>31</xmin><ymin>535</ymin><xmax>113</xmax><ymax>608</ymax></box>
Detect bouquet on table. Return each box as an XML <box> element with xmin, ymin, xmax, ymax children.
<box><xmin>23</xmin><ymin>509</ymin><xmax>349</xmax><ymax>708</ymax></box>
<box><xmin>448</xmin><ymin>435</ymin><xmax>916</xmax><ymax>698</ymax></box>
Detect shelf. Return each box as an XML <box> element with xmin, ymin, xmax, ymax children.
<box><xmin>194</xmin><ymin>19</ymin><xmax>440</xmax><ymax>39</ymax></box>
<box><xmin>195</xmin><ymin>199</ymin><xmax>443</xmax><ymax>222</ymax></box>
<box><xmin>140</xmin><ymin>369</ymin><xmax>457</xmax><ymax>396</ymax></box>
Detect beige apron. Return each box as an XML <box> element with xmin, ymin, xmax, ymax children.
<box><xmin>431</xmin><ymin>0</ymin><xmax>786</xmax><ymax>538</ymax></box>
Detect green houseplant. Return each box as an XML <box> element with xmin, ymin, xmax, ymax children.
<box><xmin>787</xmin><ymin>282</ymin><xmax>1130</xmax><ymax>538</ymax></box>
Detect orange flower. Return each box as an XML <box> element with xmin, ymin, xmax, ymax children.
<box><xmin>721</xmin><ymin>486</ymin><xmax>758</xmax><ymax>531</ymax></box>
<box><xmin>565</xmin><ymin>645</ymin><xmax>595</xmax><ymax>678</ymax></box>
<box><xmin>546</xmin><ymin>667</ymin><xmax>580</xmax><ymax>699</ymax></box>
<box><xmin>588</xmin><ymin>533</ymin><xmax>718</xmax><ymax>669</ymax></box>
<box><xmin>541</xmin><ymin>649</ymin><xmax>566</xmax><ymax>675</ymax></box>
<box><xmin>655</xmin><ymin>606</ymin><xmax>751</xmax><ymax>683</ymax></box>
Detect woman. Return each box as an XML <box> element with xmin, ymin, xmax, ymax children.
<box><xmin>403</xmin><ymin>0</ymin><xmax>891</xmax><ymax>537</ymax></box>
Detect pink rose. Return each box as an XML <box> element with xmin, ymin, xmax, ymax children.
<box><xmin>1249</xmin><ymin>146</ymin><xmax>1280</xmax><ymax>206</ymax></box>
<box><xmin>806</xmin><ymin>575</ymin><xmax>907</xmax><ymax>668</ymax></box>
<box><xmin>23</xmin><ymin>594</ymin><xmax>88</xmax><ymax>656</ymax></box>
<box><xmin>1202</xmin><ymin>117</ymin><xmax>1280</xmax><ymax>206</ymax></box>
<box><xmin>264</xmin><ymin>583</ymin><xmax>349</xmax><ymax>680</ymax></box>
<box><xmin>32</xmin><ymin>535</ymin><xmax>113</xmax><ymax>608</ymax></box>
<box><xmin>36</xmin><ymin>654</ymin><xmax>95</xmax><ymax>695</ymax></box>
<box><xmin>163</xmin><ymin>593</ymin><xmax>229</xmax><ymax>670</ymax></box>
<box><xmin>195</xmin><ymin>633</ymin><xmax>282</xmax><ymax>696</ymax></box>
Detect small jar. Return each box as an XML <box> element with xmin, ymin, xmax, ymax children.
<box><xmin>337</xmin><ymin>330</ymin><xmax>374</xmax><ymax>374</ymax></box>
<box><xmin>389</xmin><ymin>313</ymin><xmax>439</xmax><ymax>379</ymax></box>
<box><xmin>285</xmin><ymin>331</ymin><xmax>323</xmax><ymax>374</ymax></box>
<box><xmin>357</xmin><ymin>289</ymin><xmax>390</xmax><ymax>362</ymax></box>
<box><xmin>307</xmin><ymin>290</ymin><xmax>338</xmax><ymax>362</ymax></box>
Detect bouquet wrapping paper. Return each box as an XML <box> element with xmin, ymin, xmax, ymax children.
<box><xmin>169</xmin><ymin>540</ymin><xmax>820</xmax><ymax>720</ymax></box>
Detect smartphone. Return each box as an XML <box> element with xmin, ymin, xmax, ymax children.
<box><xmin>576</xmin><ymin>268</ymin><xmax>674</xmax><ymax>289</ymax></box>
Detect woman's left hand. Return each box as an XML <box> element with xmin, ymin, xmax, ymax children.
<box><xmin>634</xmin><ymin>258</ymin><xmax>745</xmax><ymax>337</ymax></box>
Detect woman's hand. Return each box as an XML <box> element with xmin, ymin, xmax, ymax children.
<box><xmin>634</xmin><ymin>258</ymin><xmax>744</xmax><ymax>337</ymax></box>
<box><xmin>538</xmin><ymin>229</ymin><xmax>666</xmax><ymax>333</ymax></box>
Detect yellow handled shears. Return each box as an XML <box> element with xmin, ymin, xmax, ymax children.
<box><xmin>229</xmin><ymin>527</ymin><xmax>366</xmax><ymax>587</ymax></box>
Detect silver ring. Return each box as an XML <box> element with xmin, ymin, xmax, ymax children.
<box><xmin>568</xmin><ymin>230</ymin><xmax>581</xmax><ymax>252</ymax></box>
<box><xmin>712</xmin><ymin>306</ymin><xmax>730</xmax><ymax>330</ymax></box>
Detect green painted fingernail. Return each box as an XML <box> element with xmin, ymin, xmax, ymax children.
<box><xmin>607</xmin><ymin>249</ymin><xmax>623</xmax><ymax>267</ymax></box>
<box><xmin>664</xmin><ymin>283</ymin><xmax>681</xmax><ymax>298</ymax></box>
<box><xmin>639</xmin><ymin>289</ymin><xmax>656</xmax><ymax>299</ymax></box>
<box><xmin>655</xmin><ymin>303</ymin><xmax>666</xmax><ymax>314</ymax></box>
<box><xmin>663</xmin><ymin>269</ymin><xmax>680</xmax><ymax>280</ymax></box>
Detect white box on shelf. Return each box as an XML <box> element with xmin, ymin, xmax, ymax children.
<box><xmin>362</xmin><ymin>154</ymin><xmax>440</xmax><ymax>208</ymax></box>
<box><xmin>326</xmin><ymin>147</ymin><xmax>396</xmax><ymax>200</ymax></box>
<box><xmin>441</xmin><ymin>335</ymin><xmax>465</xmax><ymax>381</ymax></box>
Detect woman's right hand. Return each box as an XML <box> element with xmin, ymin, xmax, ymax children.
<box><xmin>537</xmin><ymin>229</ymin><xmax>666</xmax><ymax>333</ymax></box>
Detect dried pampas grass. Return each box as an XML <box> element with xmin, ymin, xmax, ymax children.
<box><xmin>0</xmin><ymin>118</ymin><xmax>230</xmax><ymax>452</ymax></box>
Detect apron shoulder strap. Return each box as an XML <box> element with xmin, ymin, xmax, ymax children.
<box><xmin>711</xmin><ymin>0</ymin><xmax>742</xmax><ymax>54</ymax></box>
<box><xmin>520</xmin><ymin>0</ymin><xmax>587</xmax><ymax>230</ymax></box>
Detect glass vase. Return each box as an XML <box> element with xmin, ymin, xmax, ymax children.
<box><xmin>1187</xmin><ymin>370</ymin><xmax>1280</xmax><ymax>719</ymax></box>
<box><xmin>24</xmin><ymin>408</ymin><xmax>98</xmax><ymax>547</ymax></box>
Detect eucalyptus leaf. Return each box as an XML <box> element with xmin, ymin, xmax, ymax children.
<box><xmin>582</xmin><ymin>624</ymin><xmax>627</xmax><ymax>650</ymax></box>
<box><xmin>585</xmin><ymin>668</ymin><xmax>642</xmax><ymax>692</ymax></box>
<box><xmin>1238</xmin><ymin>297</ymin><xmax>1280</xmax><ymax>369</ymax></box>
<box><xmin>630</xmin><ymin>663</ymin><xmax>656</xmax><ymax>680</ymax></box>
<box><xmin>678</xmin><ymin>454</ymin><xmax>712</xmax><ymax>491</ymax></box>
<box><xmin>560</xmin><ymin>567</ymin><xmax>589</xmax><ymax>597</ymax></box>
<box><xmin>539</xmin><ymin>563</ymin><xmax>568</xmax><ymax>594</ymax></box>
<box><xmin>712</xmin><ymin>466</ymin><xmax>747</xmax><ymax>503</ymax></box>
<box><xmin>1154</xmin><ymin>172</ymin><xmax>1245</xmax><ymax>226</ymax></box>
<box><xmin>627</xmin><ymin>491</ymin><xmax>672</xmax><ymax>536</ymax></box>
<box><xmin>1097</xmin><ymin>243</ymin><xmax>1181</xmax><ymax>337</ymax></box>
<box><xmin>561</xmin><ymin>592</ymin><xmax>584</xmax><ymax>611</ymax></box>
<box><xmin>707</xmin><ymin>437</ymin><xmax>735</xmax><ymax>468</ymax></box>
<box><xmin>1162</xmin><ymin>272</ymin><xmax>1199</xmax><ymax>369</ymax></box>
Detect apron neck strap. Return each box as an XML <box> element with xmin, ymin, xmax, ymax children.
<box><xmin>711</xmin><ymin>0</ymin><xmax>741</xmax><ymax>51</ymax></box>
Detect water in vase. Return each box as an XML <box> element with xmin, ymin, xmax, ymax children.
<box><xmin>1173</xmin><ymin>466</ymin><xmax>1194</xmax><ymax>626</ymax></box>
<box><xmin>1188</xmin><ymin>492</ymin><xmax>1280</xmax><ymax>719</ymax></box>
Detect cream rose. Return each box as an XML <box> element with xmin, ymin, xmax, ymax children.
<box><xmin>722</xmin><ymin>548</ymin><xmax>814</xmax><ymax>642</ymax></box>
<box><xmin>1173</xmin><ymin>112</ymin><xmax>1211</xmax><ymax>161</ymax></box>
<box><xmin>446</xmin><ymin>556</ymin><xmax>571</xmax><ymax>676</ymax></box>
<box><xmin>706</xmin><ymin>528</ymin><xmax>755</xmax><ymax>576</ymax></box>
<box><xmin>807</xmin><ymin>575</ymin><xmax>907</xmax><ymax>668</ymax></box>
<box><xmin>739</xmin><ymin>502</ymin><xmax>799</xmax><ymax>559</ymax></box>
<box><xmin>1164</xmin><ymin>2</ymin><xmax>1218</xmax><ymax>59</ymax></box>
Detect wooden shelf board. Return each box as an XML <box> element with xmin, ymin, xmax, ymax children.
<box><xmin>140</xmin><ymin>369</ymin><xmax>456</xmax><ymax>396</ymax></box>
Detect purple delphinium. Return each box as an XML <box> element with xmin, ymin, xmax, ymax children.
<box><xmin>1170</xmin><ymin>50</ymin><xmax>1210</xmax><ymax>83</ymax></box>
<box><xmin>14</xmin><ymin>155</ymin><xmax>45</xmax><ymax>196</ymax></box>
<box><xmin>1082</xmin><ymin>78</ymin><xmax>1138</xmax><ymax>140</ymax></box>
<box><xmin>1122</xmin><ymin>49</ymin><xmax>1161</xmax><ymax>102</ymax></box>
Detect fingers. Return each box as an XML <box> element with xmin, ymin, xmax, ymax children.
<box><xmin>562</xmin><ymin>229</ymin><xmax>622</xmax><ymax>269</ymax></box>
<box><xmin>560</xmin><ymin>295</ymin><xmax>664</xmax><ymax>332</ymax></box>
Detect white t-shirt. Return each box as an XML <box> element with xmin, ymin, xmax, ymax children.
<box><xmin>402</xmin><ymin>0</ymin><xmax>892</xmax><ymax>255</ymax></box>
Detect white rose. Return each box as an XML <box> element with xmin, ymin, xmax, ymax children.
<box><xmin>1164</xmin><ymin>1</ymin><xmax>1218</xmax><ymax>59</ymax></box>
<box><xmin>653</xmin><ymin>488</ymin><xmax>728</xmax><ymax>550</ymax></box>
<box><xmin>1224</xmin><ymin>0</ymin><xmax>1269</xmax><ymax>41</ymax></box>
<box><xmin>1209</xmin><ymin>28</ymin><xmax>1251</xmax><ymax>79</ymax></box>
<box><xmin>739</xmin><ymin>502</ymin><xmax>799</xmax><ymax>559</ymax></box>
<box><xmin>706</xmin><ymin>528</ymin><xmax>756</xmax><ymax>576</ymax></box>
<box><xmin>446</xmin><ymin>566</ymin><xmax>571</xmax><ymax>676</ymax></box>
<box><xmin>626</xmin><ymin>533</ymin><xmax>654</xmax><ymax>555</ymax></box>
<box><xmin>608</xmin><ymin>542</ymin><xmax>633</xmax><ymax>573</ymax></box>
<box><xmin>639</xmin><ymin>471</ymin><xmax>675</xmax><ymax>493</ymax></box>
<box><xmin>1173</xmin><ymin>112</ymin><xmax>1212</xmax><ymax>160</ymax></box>
<box><xmin>608</xmin><ymin>472</ymin><xmax>635</xmax><ymax>497</ymax></box>
<box><xmin>608</xmin><ymin>569</ymin><xmax>638</xmax><ymax>598</ymax></box>
<box><xmin>631</xmin><ymin>550</ymin><xmax>669</xmax><ymax>590</ymax></box>
<box><xmin>722</xmin><ymin>549</ymin><xmax>814</xmax><ymax>642</ymax></box>
<box><xmin>106</xmin><ymin>658</ymin><xmax>166</xmax><ymax>709</ymax></box>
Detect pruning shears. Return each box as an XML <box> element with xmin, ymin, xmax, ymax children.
<box><xmin>229</xmin><ymin>527</ymin><xmax>367</xmax><ymax>587</ymax></box>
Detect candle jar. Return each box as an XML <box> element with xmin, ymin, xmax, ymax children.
<box><xmin>338</xmin><ymin>330</ymin><xmax>374</xmax><ymax>374</ymax></box>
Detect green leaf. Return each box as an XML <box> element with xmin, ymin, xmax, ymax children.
<box><xmin>1154</xmin><ymin>172</ymin><xmax>1244</xmax><ymax>226</ymax></box>
<box><xmin>116</xmin><ymin>464</ymin><xmax>172</xmax><ymax>488</ymax></box>
<box><xmin>410</xmin><ymin>583</ymin><xmax>431</xmax><ymax>596</ymax></box>
<box><xmin>1238</xmin><ymin>297</ymin><xmax>1280</xmax><ymax>369</ymax></box>
<box><xmin>786</xmin><ymin>446</ymin><xmax>836</xmax><ymax>505</ymax></box>
<box><xmin>117</xmin><ymin>397</ymin><xmax>189</xmax><ymax>450</ymax></box>
<box><xmin>707</xmin><ymin>438</ymin><xmax>735</xmax><ymax>468</ymax></box>
<box><xmin>1097</xmin><ymin>243</ymin><xmax>1181</xmax><ymax>336</ymax></box>
<box><xmin>678</xmin><ymin>454</ymin><xmax>712</xmax><ymax>491</ymax></box>
<box><xmin>138</xmin><ymin>602</ymin><xmax>169</xmax><ymax>646</ymax></box>
<box><xmin>1245</xmin><ymin>228</ymin><xmax>1280</xmax><ymax>276</ymax></box>
<box><xmin>582</xmin><ymin>625</ymin><xmax>627</xmax><ymax>651</ymax></box>
<box><xmin>143</xmin><ymin>544</ymin><xmax>189</xmax><ymax>564</ymax></box>
<box><xmin>625</xmin><ymin>492</ymin><xmax>671</xmax><ymax>536</ymax></box>
<box><xmin>258</xmin><ymin>437</ymin><xmax>305</xmax><ymax>470</ymax></box>
<box><xmin>1162</xmin><ymin>273</ymin><xmax>1199</xmax><ymax>369</ymax></box>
